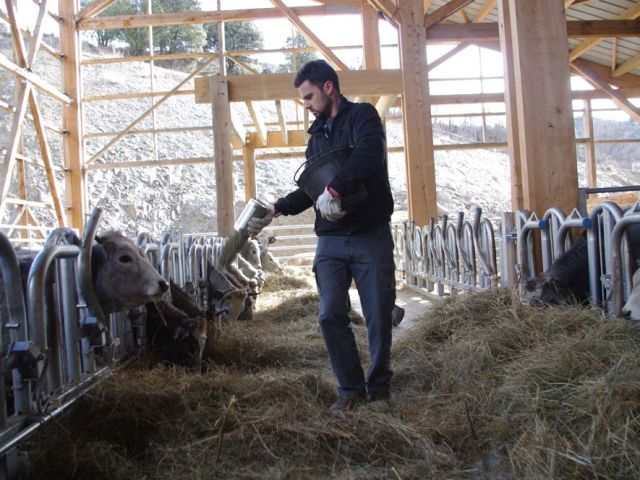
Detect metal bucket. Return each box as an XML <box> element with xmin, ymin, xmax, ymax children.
<box><xmin>294</xmin><ymin>146</ymin><xmax>367</xmax><ymax>210</ymax></box>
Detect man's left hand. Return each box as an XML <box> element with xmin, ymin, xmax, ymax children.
<box><xmin>316</xmin><ymin>187</ymin><xmax>346</xmax><ymax>222</ymax></box>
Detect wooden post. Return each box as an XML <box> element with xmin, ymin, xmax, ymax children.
<box><xmin>584</xmin><ymin>99</ymin><xmax>597</xmax><ymax>188</ymax></box>
<box><xmin>505</xmin><ymin>0</ymin><xmax>578</xmax><ymax>216</ymax></box>
<box><xmin>361</xmin><ymin>0</ymin><xmax>381</xmax><ymax>104</ymax></box>
<box><xmin>497</xmin><ymin>0</ymin><xmax>523</xmax><ymax>211</ymax></box>
<box><xmin>243</xmin><ymin>145</ymin><xmax>257</xmax><ymax>202</ymax></box>
<box><xmin>60</xmin><ymin>0</ymin><xmax>86</xmax><ymax>230</ymax></box>
<box><xmin>398</xmin><ymin>0</ymin><xmax>437</xmax><ymax>226</ymax></box>
<box><xmin>211</xmin><ymin>77</ymin><xmax>235</xmax><ymax>236</ymax></box>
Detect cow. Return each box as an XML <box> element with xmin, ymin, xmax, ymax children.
<box><xmin>524</xmin><ymin>234</ymin><xmax>590</xmax><ymax>305</ymax></box>
<box><xmin>145</xmin><ymin>281</ymin><xmax>207</xmax><ymax>368</ymax></box>
<box><xmin>622</xmin><ymin>265</ymin><xmax>640</xmax><ymax>320</ymax></box>
<box><xmin>255</xmin><ymin>235</ymin><xmax>282</xmax><ymax>273</ymax></box>
<box><xmin>1</xmin><ymin>231</ymin><xmax>168</xmax><ymax>319</ymax></box>
<box><xmin>81</xmin><ymin>231</ymin><xmax>169</xmax><ymax>313</ymax></box>
<box><xmin>206</xmin><ymin>263</ymin><xmax>248</xmax><ymax>325</ymax></box>
<box><xmin>525</xmin><ymin>224</ymin><xmax>640</xmax><ymax>307</ymax></box>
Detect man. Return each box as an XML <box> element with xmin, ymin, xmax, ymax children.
<box><xmin>248</xmin><ymin>60</ymin><xmax>396</xmax><ymax>412</ymax></box>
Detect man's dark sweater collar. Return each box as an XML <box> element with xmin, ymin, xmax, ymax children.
<box><xmin>308</xmin><ymin>96</ymin><xmax>351</xmax><ymax>136</ymax></box>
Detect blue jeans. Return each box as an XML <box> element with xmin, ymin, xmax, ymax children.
<box><xmin>313</xmin><ymin>223</ymin><xmax>396</xmax><ymax>398</ymax></box>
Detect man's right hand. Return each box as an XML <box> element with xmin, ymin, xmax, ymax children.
<box><xmin>247</xmin><ymin>203</ymin><xmax>276</xmax><ymax>236</ymax></box>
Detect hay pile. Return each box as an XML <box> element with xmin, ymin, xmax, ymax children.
<box><xmin>23</xmin><ymin>274</ymin><xmax>640</xmax><ymax>479</ymax></box>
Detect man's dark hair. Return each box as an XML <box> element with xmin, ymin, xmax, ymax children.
<box><xmin>293</xmin><ymin>59</ymin><xmax>340</xmax><ymax>93</ymax></box>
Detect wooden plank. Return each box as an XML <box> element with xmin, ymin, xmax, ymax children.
<box><xmin>424</xmin><ymin>0</ymin><xmax>475</xmax><ymax>30</ymax></box>
<box><xmin>498</xmin><ymin>0</ymin><xmax>523</xmax><ymax>211</ymax></box>
<box><xmin>569</xmin><ymin>2</ymin><xmax>640</xmax><ymax>61</ymax></box>
<box><xmin>242</xmin><ymin>146</ymin><xmax>257</xmax><ymax>202</ymax></box>
<box><xmin>572</xmin><ymin>58</ymin><xmax>640</xmax><ymax>123</ymax></box>
<box><xmin>78</xmin><ymin>4</ymin><xmax>359</xmax><ymax>30</ymax></box>
<box><xmin>211</xmin><ymin>78</ymin><xmax>235</xmax><ymax>237</ymax></box>
<box><xmin>88</xmin><ymin>57</ymin><xmax>217</xmax><ymax>164</ymax></box>
<box><xmin>400</xmin><ymin>0</ymin><xmax>437</xmax><ymax>225</ymax></box>
<box><xmin>195</xmin><ymin>69</ymin><xmax>403</xmax><ymax>103</ymax></box>
<box><xmin>269</xmin><ymin>0</ymin><xmax>348</xmax><ymax>71</ymax></box>
<box><xmin>508</xmin><ymin>0</ymin><xmax>578</xmax><ymax>215</ymax></box>
<box><xmin>76</xmin><ymin>0</ymin><xmax>117</xmax><ymax>23</ymax></box>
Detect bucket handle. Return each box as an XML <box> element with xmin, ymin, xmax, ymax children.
<box><xmin>293</xmin><ymin>146</ymin><xmax>353</xmax><ymax>185</ymax></box>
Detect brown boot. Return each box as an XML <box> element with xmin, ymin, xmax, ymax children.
<box><xmin>329</xmin><ymin>395</ymin><xmax>366</xmax><ymax>412</ymax></box>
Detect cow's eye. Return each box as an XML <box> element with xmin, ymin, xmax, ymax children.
<box><xmin>119</xmin><ymin>254</ymin><xmax>133</xmax><ymax>263</ymax></box>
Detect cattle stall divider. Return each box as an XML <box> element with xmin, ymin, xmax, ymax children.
<box><xmin>0</xmin><ymin>217</ymin><xmax>233</xmax><ymax>479</ymax></box>
<box><xmin>395</xmin><ymin>202</ymin><xmax>640</xmax><ymax>317</ymax></box>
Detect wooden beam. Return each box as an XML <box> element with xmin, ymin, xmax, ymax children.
<box><xmin>583</xmin><ymin>100</ymin><xmax>597</xmax><ymax>188</ymax></box>
<box><xmin>195</xmin><ymin>69</ymin><xmax>403</xmax><ymax>103</ymax></box>
<box><xmin>60</xmin><ymin>0</ymin><xmax>85</xmax><ymax>229</ymax></box>
<box><xmin>368</xmin><ymin>0</ymin><xmax>402</xmax><ymax>26</ymax></box>
<box><xmin>572</xmin><ymin>58</ymin><xmax>640</xmax><ymax>123</ymax></box>
<box><xmin>242</xmin><ymin>146</ymin><xmax>257</xmax><ymax>202</ymax></box>
<box><xmin>612</xmin><ymin>50</ymin><xmax>640</xmax><ymax>78</ymax></box>
<box><xmin>569</xmin><ymin>2</ymin><xmax>640</xmax><ymax>61</ymax></box>
<box><xmin>76</xmin><ymin>0</ymin><xmax>117</xmax><ymax>23</ymax></box>
<box><xmin>0</xmin><ymin>53</ymin><xmax>73</xmax><ymax>104</ymax></box>
<box><xmin>77</xmin><ymin>4</ymin><xmax>359</xmax><ymax>30</ymax></box>
<box><xmin>275</xmin><ymin>100</ymin><xmax>288</xmax><ymax>146</ymax></box>
<box><xmin>88</xmin><ymin>56</ymin><xmax>217</xmax><ymax>164</ymax></box>
<box><xmin>375</xmin><ymin>94</ymin><xmax>398</xmax><ymax>120</ymax></box>
<box><xmin>211</xmin><ymin>78</ymin><xmax>235</xmax><ymax>237</ymax></box>
<box><xmin>246</xmin><ymin>102</ymin><xmax>267</xmax><ymax>146</ymax></box>
<box><xmin>426</xmin><ymin>20</ymin><xmax>640</xmax><ymax>43</ymax></box>
<box><xmin>474</xmin><ymin>0</ymin><xmax>496</xmax><ymax>22</ymax></box>
<box><xmin>362</xmin><ymin>0</ymin><xmax>381</xmax><ymax>105</ymax></box>
<box><xmin>508</xmin><ymin>0</ymin><xmax>578</xmax><ymax>215</ymax></box>
<box><xmin>575</xmin><ymin>58</ymin><xmax>640</xmax><ymax>89</ymax></box>
<box><xmin>424</xmin><ymin>0</ymin><xmax>475</xmax><ymax>30</ymax></box>
<box><xmin>401</xmin><ymin>0</ymin><xmax>437</xmax><ymax>225</ymax></box>
<box><xmin>498</xmin><ymin>0</ymin><xmax>523</xmax><ymax>211</ymax></box>
<box><xmin>361</xmin><ymin>0</ymin><xmax>381</xmax><ymax>70</ymax></box>
<box><xmin>269</xmin><ymin>0</ymin><xmax>349</xmax><ymax>70</ymax></box>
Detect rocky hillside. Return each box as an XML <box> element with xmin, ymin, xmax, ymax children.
<box><xmin>2</xmin><ymin>31</ymin><xmax>639</xmax><ymax>238</ymax></box>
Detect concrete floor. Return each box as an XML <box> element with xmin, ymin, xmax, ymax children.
<box><xmin>348</xmin><ymin>285</ymin><xmax>432</xmax><ymax>335</ymax></box>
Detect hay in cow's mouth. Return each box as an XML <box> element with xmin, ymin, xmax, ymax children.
<box><xmin>23</xmin><ymin>269</ymin><xmax>640</xmax><ymax>479</ymax></box>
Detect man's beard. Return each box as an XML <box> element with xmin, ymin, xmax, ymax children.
<box><xmin>315</xmin><ymin>94</ymin><xmax>334</xmax><ymax>120</ymax></box>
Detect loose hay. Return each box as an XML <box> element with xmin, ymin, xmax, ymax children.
<box><xmin>24</xmin><ymin>287</ymin><xmax>640</xmax><ymax>479</ymax></box>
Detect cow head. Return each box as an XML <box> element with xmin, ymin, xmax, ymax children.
<box><xmin>211</xmin><ymin>288</ymin><xmax>247</xmax><ymax>325</ymax></box>
<box><xmin>91</xmin><ymin>232</ymin><xmax>169</xmax><ymax>313</ymax></box>
<box><xmin>622</xmin><ymin>267</ymin><xmax>640</xmax><ymax>320</ymax></box>
<box><xmin>256</xmin><ymin>235</ymin><xmax>282</xmax><ymax>273</ymax></box>
<box><xmin>524</xmin><ymin>277</ymin><xmax>574</xmax><ymax>306</ymax></box>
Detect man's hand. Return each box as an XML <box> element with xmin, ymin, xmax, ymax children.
<box><xmin>315</xmin><ymin>187</ymin><xmax>346</xmax><ymax>222</ymax></box>
<box><xmin>247</xmin><ymin>203</ymin><xmax>276</xmax><ymax>236</ymax></box>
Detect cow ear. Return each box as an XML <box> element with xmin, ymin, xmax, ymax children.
<box><xmin>94</xmin><ymin>235</ymin><xmax>104</xmax><ymax>245</ymax></box>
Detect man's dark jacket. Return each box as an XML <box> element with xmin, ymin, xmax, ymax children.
<box><xmin>274</xmin><ymin>97</ymin><xmax>394</xmax><ymax>235</ymax></box>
